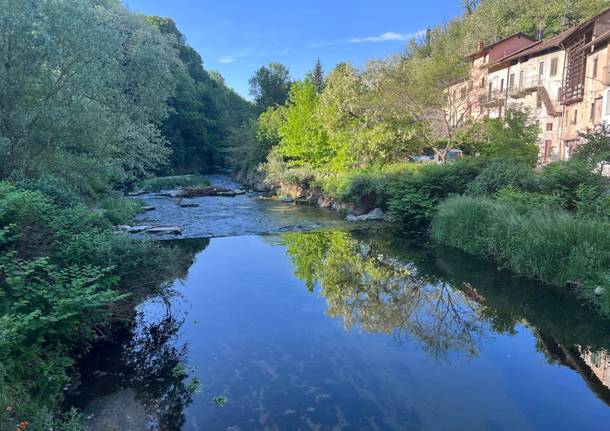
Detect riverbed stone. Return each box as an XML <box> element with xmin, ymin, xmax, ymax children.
<box><xmin>346</xmin><ymin>208</ymin><xmax>386</xmax><ymax>222</ymax></box>
<box><xmin>145</xmin><ymin>226</ymin><xmax>182</xmax><ymax>235</ymax></box>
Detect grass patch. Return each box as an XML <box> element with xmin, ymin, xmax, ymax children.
<box><xmin>431</xmin><ymin>195</ymin><xmax>610</xmax><ymax>311</ymax></box>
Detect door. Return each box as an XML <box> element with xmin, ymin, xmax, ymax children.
<box><xmin>538</xmin><ymin>61</ymin><xmax>545</xmax><ymax>85</ymax></box>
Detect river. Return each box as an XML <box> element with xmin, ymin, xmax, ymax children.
<box><xmin>67</xmin><ymin>176</ymin><xmax>610</xmax><ymax>431</ymax></box>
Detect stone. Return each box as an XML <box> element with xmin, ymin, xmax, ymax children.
<box><xmin>127</xmin><ymin>190</ymin><xmax>146</xmax><ymax>197</ymax></box>
<box><xmin>178</xmin><ymin>200</ymin><xmax>199</xmax><ymax>208</ymax></box>
<box><xmin>142</xmin><ymin>205</ymin><xmax>156</xmax><ymax>211</ymax></box>
<box><xmin>145</xmin><ymin>226</ymin><xmax>182</xmax><ymax>235</ymax></box>
<box><xmin>234</xmin><ymin>189</ymin><xmax>246</xmax><ymax>195</ymax></box>
<box><xmin>345</xmin><ymin>208</ymin><xmax>386</xmax><ymax>222</ymax></box>
<box><xmin>594</xmin><ymin>286</ymin><xmax>605</xmax><ymax>296</ymax></box>
<box><xmin>118</xmin><ymin>225</ymin><xmax>152</xmax><ymax>233</ymax></box>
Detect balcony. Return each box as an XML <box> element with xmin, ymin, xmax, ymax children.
<box><xmin>508</xmin><ymin>75</ymin><xmax>545</xmax><ymax>98</ymax></box>
<box><xmin>478</xmin><ymin>90</ymin><xmax>505</xmax><ymax>107</ymax></box>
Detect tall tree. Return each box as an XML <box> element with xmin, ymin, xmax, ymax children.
<box><xmin>306</xmin><ymin>59</ymin><xmax>325</xmax><ymax>93</ymax></box>
<box><xmin>249</xmin><ymin>63</ymin><xmax>292</xmax><ymax>110</ymax></box>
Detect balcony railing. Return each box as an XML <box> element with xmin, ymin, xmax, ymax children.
<box><xmin>508</xmin><ymin>75</ymin><xmax>546</xmax><ymax>98</ymax></box>
<box><xmin>478</xmin><ymin>89</ymin><xmax>505</xmax><ymax>106</ymax></box>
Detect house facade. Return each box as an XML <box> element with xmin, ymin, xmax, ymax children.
<box><xmin>447</xmin><ymin>8</ymin><xmax>610</xmax><ymax>166</ymax></box>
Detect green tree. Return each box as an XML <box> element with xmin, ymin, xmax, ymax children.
<box><xmin>306</xmin><ymin>59</ymin><xmax>325</xmax><ymax>93</ymax></box>
<box><xmin>249</xmin><ymin>63</ymin><xmax>292</xmax><ymax>110</ymax></box>
<box><xmin>574</xmin><ymin>124</ymin><xmax>610</xmax><ymax>174</ymax></box>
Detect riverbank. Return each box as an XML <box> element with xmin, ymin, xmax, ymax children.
<box><xmin>251</xmin><ymin>156</ymin><xmax>610</xmax><ymax>312</ymax></box>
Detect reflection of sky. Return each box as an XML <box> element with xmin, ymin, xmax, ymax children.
<box><xmin>143</xmin><ymin>235</ymin><xmax>610</xmax><ymax>431</ymax></box>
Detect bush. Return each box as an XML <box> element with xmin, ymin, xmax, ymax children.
<box><xmin>431</xmin><ymin>196</ymin><xmax>610</xmax><ymax>312</ymax></box>
<box><xmin>538</xmin><ymin>160</ymin><xmax>608</xmax><ymax>211</ymax></box>
<box><xmin>137</xmin><ymin>174</ymin><xmax>210</xmax><ymax>192</ymax></box>
<box><xmin>0</xmin><ymin>182</ymin><xmax>178</xmax><ymax>428</ymax></box>
<box><xmin>387</xmin><ymin>158</ymin><xmax>482</xmax><ymax>228</ymax></box>
<box><xmin>99</xmin><ymin>194</ymin><xmax>144</xmax><ymax>225</ymax></box>
<box><xmin>467</xmin><ymin>159</ymin><xmax>538</xmax><ymax>196</ymax></box>
<box><xmin>495</xmin><ymin>187</ymin><xmax>563</xmax><ymax>213</ymax></box>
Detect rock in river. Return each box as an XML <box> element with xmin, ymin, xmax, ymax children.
<box><xmin>346</xmin><ymin>208</ymin><xmax>386</xmax><ymax>222</ymax></box>
<box><xmin>146</xmin><ymin>226</ymin><xmax>182</xmax><ymax>235</ymax></box>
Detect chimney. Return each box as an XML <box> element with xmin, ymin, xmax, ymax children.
<box><xmin>476</xmin><ymin>40</ymin><xmax>485</xmax><ymax>52</ymax></box>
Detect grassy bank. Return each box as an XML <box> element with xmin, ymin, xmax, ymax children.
<box><xmin>431</xmin><ymin>196</ymin><xmax>610</xmax><ymax>304</ymax></box>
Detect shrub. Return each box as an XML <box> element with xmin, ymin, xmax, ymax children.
<box><xmin>495</xmin><ymin>187</ymin><xmax>563</xmax><ymax>213</ymax></box>
<box><xmin>431</xmin><ymin>196</ymin><xmax>610</xmax><ymax>312</ymax></box>
<box><xmin>137</xmin><ymin>174</ymin><xmax>210</xmax><ymax>192</ymax></box>
<box><xmin>99</xmin><ymin>194</ymin><xmax>144</xmax><ymax>225</ymax></box>
<box><xmin>387</xmin><ymin>158</ymin><xmax>481</xmax><ymax>228</ymax></box>
<box><xmin>467</xmin><ymin>159</ymin><xmax>538</xmax><ymax>196</ymax></box>
<box><xmin>538</xmin><ymin>160</ymin><xmax>608</xmax><ymax>211</ymax></box>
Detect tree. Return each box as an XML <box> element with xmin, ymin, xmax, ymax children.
<box><xmin>277</xmin><ymin>81</ymin><xmax>331</xmax><ymax>168</ymax></box>
<box><xmin>462</xmin><ymin>109</ymin><xmax>540</xmax><ymax>166</ymax></box>
<box><xmin>248</xmin><ymin>63</ymin><xmax>292</xmax><ymax>110</ymax></box>
<box><xmin>306</xmin><ymin>59</ymin><xmax>325</xmax><ymax>93</ymax></box>
<box><xmin>574</xmin><ymin>124</ymin><xmax>610</xmax><ymax>174</ymax></box>
<box><xmin>147</xmin><ymin>16</ymin><xmax>255</xmax><ymax>174</ymax></box>
<box><xmin>0</xmin><ymin>0</ymin><xmax>178</xmax><ymax>192</ymax></box>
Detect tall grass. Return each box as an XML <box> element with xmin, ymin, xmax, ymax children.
<box><xmin>431</xmin><ymin>196</ymin><xmax>610</xmax><ymax>311</ymax></box>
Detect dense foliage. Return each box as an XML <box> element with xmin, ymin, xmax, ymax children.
<box><xmin>0</xmin><ymin>1</ymin><xmax>246</xmax><ymax>428</ymax></box>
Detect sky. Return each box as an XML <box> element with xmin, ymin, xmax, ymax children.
<box><xmin>123</xmin><ymin>0</ymin><xmax>463</xmax><ymax>99</ymax></box>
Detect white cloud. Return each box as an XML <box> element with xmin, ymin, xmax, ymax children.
<box><xmin>219</xmin><ymin>55</ymin><xmax>236</xmax><ymax>64</ymax></box>
<box><xmin>310</xmin><ymin>30</ymin><xmax>425</xmax><ymax>48</ymax></box>
<box><xmin>349</xmin><ymin>31</ymin><xmax>423</xmax><ymax>43</ymax></box>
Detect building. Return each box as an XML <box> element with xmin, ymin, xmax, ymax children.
<box><xmin>446</xmin><ymin>8</ymin><xmax>610</xmax><ymax>165</ymax></box>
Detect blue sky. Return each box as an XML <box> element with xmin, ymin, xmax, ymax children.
<box><xmin>123</xmin><ymin>0</ymin><xmax>463</xmax><ymax>98</ymax></box>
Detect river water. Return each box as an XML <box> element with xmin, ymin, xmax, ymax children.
<box><xmin>69</xmin><ymin>176</ymin><xmax>610</xmax><ymax>431</ymax></box>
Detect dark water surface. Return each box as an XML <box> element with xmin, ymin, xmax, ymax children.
<box><xmin>70</xmin><ymin>177</ymin><xmax>610</xmax><ymax>431</ymax></box>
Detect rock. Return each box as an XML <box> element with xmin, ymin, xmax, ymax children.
<box><xmin>80</xmin><ymin>388</ymin><xmax>153</xmax><ymax>431</ymax></box>
<box><xmin>215</xmin><ymin>191</ymin><xmax>237</xmax><ymax>197</ymax></box>
<box><xmin>145</xmin><ymin>226</ymin><xmax>182</xmax><ymax>235</ymax></box>
<box><xmin>345</xmin><ymin>208</ymin><xmax>386</xmax><ymax>222</ymax></box>
<box><xmin>127</xmin><ymin>190</ymin><xmax>146</xmax><ymax>197</ymax></box>
<box><xmin>142</xmin><ymin>205</ymin><xmax>156</xmax><ymax>211</ymax></box>
<box><xmin>118</xmin><ymin>225</ymin><xmax>152</xmax><ymax>233</ymax></box>
<box><xmin>178</xmin><ymin>199</ymin><xmax>199</xmax><ymax>208</ymax></box>
<box><xmin>156</xmin><ymin>189</ymin><xmax>181</xmax><ymax>198</ymax></box>
<box><xmin>279</xmin><ymin>196</ymin><xmax>293</xmax><ymax>203</ymax></box>
<box><xmin>234</xmin><ymin>189</ymin><xmax>246</xmax><ymax>195</ymax></box>
<box><xmin>594</xmin><ymin>286</ymin><xmax>605</xmax><ymax>296</ymax></box>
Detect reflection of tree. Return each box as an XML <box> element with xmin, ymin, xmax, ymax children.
<box><xmin>281</xmin><ymin>231</ymin><xmax>485</xmax><ymax>358</ymax></box>
<box><xmin>65</xmin><ymin>239</ymin><xmax>209</xmax><ymax>431</ymax></box>
<box><xmin>123</xmin><ymin>313</ymin><xmax>198</xmax><ymax>431</ymax></box>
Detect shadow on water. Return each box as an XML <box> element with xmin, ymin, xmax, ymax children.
<box><xmin>69</xmin><ymin>224</ymin><xmax>610</xmax><ymax>429</ymax></box>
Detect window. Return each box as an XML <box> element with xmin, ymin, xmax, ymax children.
<box><xmin>591</xmin><ymin>102</ymin><xmax>596</xmax><ymax>122</ymax></box>
<box><xmin>592</xmin><ymin>57</ymin><xmax>598</xmax><ymax>79</ymax></box>
<box><xmin>509</xmin><ymin>73</ymin><xmax>515</xmax><ymax>89</ymax></box>
<box><xmin>519</xmin><ymin>70</ymin><xmax>524</xmax><ymax>88</ymax></box>
<box><xmin>460</xmin><ymin>87</ymin><xmax>467</xmax><ymax>99</ymax></box>
<box><xmin>500</xmin><ymin>78</ymin><xmax>504</xmax><ymax>91</ymax></box>
<box><xmin>538</xmin><ymin>61</ymin><xmax>545</xmax><ymax>85</ymax></box>
<box><xmin>605</xmin><ymin>89</ymin><xmax>610</xmax><ymax>116</ymax></box>
<box><xmin>572</xmin><ymin>109</ymin><xmax>578</xmax><ymax>124</ymax></box>
<box><xmin>481</xmin><ymin>77</ymin><xmax>485</xmax><ymax>88</ymax></box>
<box><xmin>546</xmin><ymin>123</ymin><xmax>553</xmax><ymax>131</ymax></box>
<box><xmin>550</xmin><ymin>57</ymin><xmax>558</xmax><ymax>76</ymax></box>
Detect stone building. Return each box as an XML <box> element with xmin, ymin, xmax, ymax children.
<box><xmin>446</xmin><ymin>8</ymin><xmax>610</xmax><ymax>166</ymax></box>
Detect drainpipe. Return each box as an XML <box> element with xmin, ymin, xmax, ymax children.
<box><xmin>559</xmin><ymin>48</ymin><xmax>567</xmax><ymax>160</ymax></box>
<box><xmin>504</xmin><ymin>63</ymin><xmax>511</xmax><ymax>121</ymax></box>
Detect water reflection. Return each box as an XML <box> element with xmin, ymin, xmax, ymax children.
<box><xmin>281</xmin><ymin>231</ymin><xmax>485</xmax><ymax>358</ymax></box>
<box><xmin>282</xmin><ymin>230</ymin><xmax>610</xmax><ymax>400</ymax></box>
<box><xmin>71</xmin><ymin>230</ymin><xmax>610</xmax><ymax>430</ymax></box>
<box><xmin>67</xmin><ymin>239</ymin><xmax>209</xmax><ymax>431</ymax></box>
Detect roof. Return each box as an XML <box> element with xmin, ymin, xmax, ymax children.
<box><xmin>489</xmin><ymin>27</ymin><xmax>578</xmax><ymax>67</ymax></box>
<box><xmin>465</xmin><ymin>32</ymin><xmax>537</xmax><ymax>59</ymax></box>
